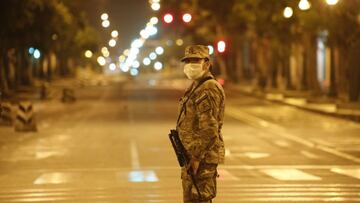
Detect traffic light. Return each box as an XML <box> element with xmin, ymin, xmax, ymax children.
<box><xmin>163</xmin><ymin>13</ymin><xmax>174</xmax><ymax>24</ymax></box>
<box><xmin>182</xmin><ymin>13</ymin><xmax>192</xmax><ymax>23</ymax></box>
<box><xmin>217</xmin><ymin>40</ymin><xmax>226</xmax><ymax>53</ymax></box>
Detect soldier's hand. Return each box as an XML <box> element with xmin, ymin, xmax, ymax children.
<box><xmin>187</xmin><ymin>158</ymin><xmax>200</xmax><ymax>175</ymax></box>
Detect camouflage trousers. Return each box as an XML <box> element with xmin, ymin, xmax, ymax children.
<box><xmin>181</xmin><ymin>163</ymin><xmax>218</xmax><ymax>203</ymax></box>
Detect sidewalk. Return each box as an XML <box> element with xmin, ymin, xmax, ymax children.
<box><xmin>227</xmin><ymin>83</ymin><xmax>360</xmax><ymax>122</ymax></box>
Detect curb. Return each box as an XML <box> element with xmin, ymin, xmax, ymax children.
<box><xmin>228</xmin><ymin>85</ymin><xmax>360</xmax><ymax>122</ymax></box>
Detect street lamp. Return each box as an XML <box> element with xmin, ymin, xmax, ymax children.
<box><xmin>182</xmin><ymin>13</ymin><xmax>192</xmax><ymax>23</ymax></box>
<box><xmin>101</xmin><ymin>13</ymin><xmax>109</xmax><ymax>21</ymax></box>
<box><xmin>150</xmin><ymin>17</ymin><xmax>159</xmax><ymax>25</ymax></box>
<box><xmin>299</xmin><ymin>0</ymin><xmax>311</xmax><ymax>11</ymax></box>
<box><xmin>283</xmin><ymin>7</ymin><xmax>294</xmax><ymax>18</ymax></box>
<box><xmin>163</xmin><ymin>13</ymin><xmax>174</xmax><ymax>24</ymax></box>
<box><xmin>109</xmin><ymin>39</ymin><xmax>116</xmax><ymax>47</ymax></box>
<box><xmin>155</xmin><ymin>46</ymin><xmax>164</xmax><ymax>55</ymax></box>
<box><xmin>176</xmin><ymin>39</ymin><xmax>184</xmax><ymax>46</ymax></box>
<box><xmin>326</xmin><ymin>0</ymin><xmax>339</xmax><ymax>5</ymax></box>
<box><xmin>111</xmin><ymin>30</ymin><xmax>118</xmax><ymax>38</ymax></box>
<box><xmin>151</xmin><ymin>2</ymin><xmax>160</xmax><ymax>11</ymax></box>
<box><xmin>154</xmin><ymin>62</ymin><xmax>163</xmax><ymax>71</ymax></box>
<box><xmin>102</xmin><ymin>20</ymin><xmax>110</xmax><ymax>28</ymax></box>
<box><xmin>84</xmin><ymin>50</ymin><xmax>93</xmax><ymax>58</ymax></box>
<box><xmin>217</xmin><ymin>41</ymin><xmax>226</xmax><ymax>53</ymax></box>
<box><xmin>97</xmin><ymin>56</ymin><xmax>106</xmax><ymax>66</ymax></box>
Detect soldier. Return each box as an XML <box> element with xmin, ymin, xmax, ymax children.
<box><xmin>177</xmin><ymin>45</ymin><xmax>225</xmax><ymax>203</ymax></box>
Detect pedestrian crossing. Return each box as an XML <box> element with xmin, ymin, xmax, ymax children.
<box><xmin>0</xmin><ymin>166</ymin><xmax>359</xmax><ymax>202</ymax></box>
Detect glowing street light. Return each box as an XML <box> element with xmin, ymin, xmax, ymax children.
<box><xmin>299</xmin><ymin>0</ymin><xmax>311</xmax><ymax>10</ymax></box>
<box><xmin>109</xmin><ymin>39</ymin><xmax>116</xmax><ymax>47</ymax></box>
<box><xmin>109</xmin><ymin>63</ymin><xmax>117</xmax><ymax>71</ymax></box>
<box><xmin>132</xmin><ymin>60</ymin><xmax>140</xmax><ymax>68</ymax></box>
<box><xmin>176</xmin><ymin>39</ymin><xmax>184</xmax><ymax>46</ymax></box>
<box><xmin>164</xmin><ymin>13</ymin><xmax>174</xmax><ymax>24</ymax></box>
<box><xmin>151</xmin><ymin>2</ymin><xmax>160</xmax><ymax>11</ymax></box>
<box><xmin>154</xmin><ymin>62</ymin><xmax>163</xmax><ymax>71</ymax></box>
<box><xmin>150</xmin><ymin>17</ymin><xmax>159</xmax><ymax>25</ymax></box>
<box><xmin>326</xmin><ymin>0</ymin><xmax>339</xmax><ymax>5</ymax></box>
<box><xmin>182</xmin><ymin>13</ymin><xmax>192</xmax><ymax>23</ymax></box>
<box><xmin>111</xmin><ymin>30</ymin><xmax>119</xmax><ymax>38</ymax></box>
<box><xmin>283</xmin><ymin>7</ymin><xmax>293</xmax><ymax>18</ymax></box>
<box><xmin>97</xmin><ymin>56</ymin><xmax>106</xmax><ymax>66</ymax></box>
<box><xmin>101</xmin><ymin>13</ymin><xmax>109</xmax><ymax>20</ymax></box>
<box><xmin>155</xmin><ymin>46</ymin><xmax>164</xmax><ymax>55</ymax></box>
<box><xmin>208</xmin><ymin>45</ymin><xmax>214</xmax><ymax>55</ymax></box>
<box><xmin>102</xmin><ymin>20</ymin><xmax>110</xmax><ymax>28</ymax></box>
<box><xmin>119</xmin><ymin>55</ymin><xmax>126</xmax><ymax>63</ymax></box>
<box><xmin>149</xmin><ymin>52</ymin><xmax>157</xmax><ymax>60</ymax></box>
<box><xmin>217</xmin><ymin>41</ymin><xmax>226</xmax><ymax>53</ymax></box>
<box><xmin>33</xmin><ymin>49</ymin><xmax>41</xmax><ymax>59</ymax></box>
<box><xmin>84</xmin><ymin>50</ymin><xmax>93</xmax><ymax>58</ymax></box>
<box><xmin>143</xmin><ymin>58</ymin><xmax>151</xmax><ymax>66</ymax></box>
<box><xmin>28</xmin><ymin>47</ymin><xmax>35</xmax><ymax>55</ymax></box>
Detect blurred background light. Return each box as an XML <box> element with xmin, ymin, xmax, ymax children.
<box><xmin>109</xmin><ymin>63</ymin><xmax>116</xmax><ymax>71</ymax></box>
<box><xmin>97</xmin><ymin>56</ymin><xmax>106</xmax><ymax>66</ymax></box>
<box><xmin>155</xmin><ymin>46</ymin><xmax>164</xmax><ymax>55</ymax></box>
<box><xmin>111</xmin><ymin>30</ymin><xmax>119</xmax><ymax>38</ymax></box>
<box><xmin>132</xmin><ymin>60</ymin><xmax>140</xmax><ymax>68</ymax></box>
<box><xmin>150</xmin><ymin>17</ymin><xmax>159</xmax><ymax>25</ymax></box>
<box><xmin>84</xmin><ymin>50</ymin><xmax>93</xmax><ymax>58</ymax></box>
<box><xmin>101</xmin><ymin>13</ymin><xmax>109</xmax><ymax>20</ymax></box>
<box><xmin>299</xmin><ymin>0</ymin><xmax>311</xmax><ymax>10</ymax></box>
<box><xmin>283</xmin><ymin>7</ymin><xmax>293</xmax><ymax>18</ymax></box>
<box><xmin>33</xmin><ymin>49</ymin><xmax>41</xmax><ymax>59</ymax></box>
<box><xmin>149</xmin><ymin>52</ymin><xmax>157</xmax><ymax>60</ymax></box>
<box><xmin>151</xmin><ymin>3</ymin><xmax>160</xmax><ymax>11</ymax></box>
<box><xmin>130</xmin><ymin>68</ymin><xmax>139</xmax><ymax>76</ymax></box>
<box><xmin>102</xmin><ymin>20</ymin><xmax>110</xmax><ymax>28</ymax></box>
<box><xmin>109</xmin><ymin>39</ymin><xmax>117</xmax><ymax>47</ymax></box>
<box><xmin>28</xmin><ymin>47</ymin><xmax>35</xmax><ymax>55</ymax></box>
<box><xmin>154</xmin><ymin>62</ymin><xmax>163</xmax><ymax>71</ymax></box>
<box><xmin>326</xmin><ymin>0</ymin><xmax>339</xmax><ymax>5</ymax></box>
<box><xmin>143</xmin><ymin>58</ymin><xmax>151</xmax><ymax>66</ymax></box>
<box><xmin>163</xmin><ymin>14</ymin><xmax>174</xmax><ymax>24</ymax></box>
<box><xmin>176</xmin><ymin>39</ymin><xmax>184</xmax><ymax>46</ymax></box>
<box><xmin>208</xmin><ymin>45</ymin><xmax>214</xmax><ymax>55</ymax></box>
<box><xmin>182</xmin><ymin>13</ymin><xmax>192</xmax><ymax>23</ymax></box>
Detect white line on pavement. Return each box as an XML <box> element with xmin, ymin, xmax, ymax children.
<box><xmin>130</xmin><ymin>139</ymin><xmax>140</xmax><ymax>169</ymax></box>
<box><xmin>226</xmin><ymin>106</ymin><xmax>360</xmax><ymax>164</ymax></box>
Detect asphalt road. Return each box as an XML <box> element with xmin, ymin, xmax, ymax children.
<box><xmin>0</xmin><ymin>78</ymin><xmax>359</xmax><ymax>202</ymax></box>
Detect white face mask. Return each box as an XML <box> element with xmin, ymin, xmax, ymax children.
<box><xmin>183</xmin><ymin>63</ymin><xmax>205</xmax><ymax>80</ymax></box>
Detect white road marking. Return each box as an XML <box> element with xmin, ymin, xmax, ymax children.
<box><xmin>127</xmin><ymin>170</ymin><xmax>158</xmax><ymax>182</ymax></box>
<box><xmin>217</xmin><ymin>169</ymin><xmax>239</xmax><ymax>180</ymax></box>
<box><xmin>226</xmin><ymin>106</ymin><xmax>360</xmax><ymax>164</ymax></box>
<box><xmin>234</xmin><ymin>152</ymin><xmax>270</xmax><ymax>159</ymax></box>
<box><xmin>331</xmin><ymin>168</ymin><xmax>360</xmax><ymax>180</ymax></box>
<box><xmin>300</xmin><ymin>150</ymin><xmax>320</xmax><ymax>159</ymax></box>
<box><xmin>130</xmin><ymin>140</ymin><xmax>140</xmax><ymax>169</ymax></box>
<box><xmin>274</xmin><ymin>140</ymin><xmax>290</xmax><ymax>147</ymax></box>
<box><xmin>34</xmin><ymin>173</ymin><xmax>71</xmax><ymax>185</ymax></box>
<box><xmin>225</xmin><ymin>148</ymin><xmax>231</xmax><ymax>157</ymax></box>
<box><xmin>261</xmin><ymin>169</ymin><xmax>322</xmax><ymax>181</ymax></box>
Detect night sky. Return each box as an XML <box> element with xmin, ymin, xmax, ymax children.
<box><xmin>84</xmin><ymin>0</ymin><xmax>152</xmax><ymax>52</ymax></box>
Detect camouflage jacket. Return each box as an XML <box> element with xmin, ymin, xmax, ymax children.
<box><xmin>176</xmin><ymin>72</ymin><xmax>225</xmax><ymax>164</ymax></box>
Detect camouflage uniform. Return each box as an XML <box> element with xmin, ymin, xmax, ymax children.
<box><xmin>177</xmin><ymin>45</ymin><xmax>225</xmax><ymax>203</ymax></box>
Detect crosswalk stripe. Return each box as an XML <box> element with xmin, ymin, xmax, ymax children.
<box><xmin>261</xmin><ymin>169</ymin><xmax>322</xmax><ymax>181</ymax></box>
<box><xmin>331</xmin><ymin>168</ymin><xmax>360</xmax><ymax>180</ymax></box>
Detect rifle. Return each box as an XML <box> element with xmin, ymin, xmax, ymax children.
<box><xmin>169</xmin><ymin>129</ymin><xmax>202</xmax><ymax>199</ymax></box>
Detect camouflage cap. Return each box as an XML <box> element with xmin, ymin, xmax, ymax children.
<box><xmin>181</xmin><ymin>45</ymin><xmax>210</xmax><ymax>62</ymax></box>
